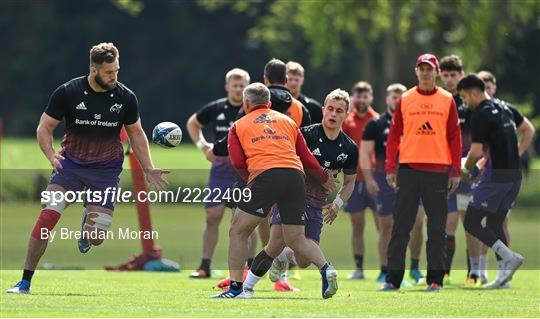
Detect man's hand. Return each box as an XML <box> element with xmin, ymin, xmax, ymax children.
<box><xmin>365</xmin><ymin>179</ymin><xmax>380</xmax><ymax>197</ymax></box>
<box><xmin>448</xmin><ymin>176</ymin><xmax>460</xmax><ymax>194</ymax></box>
<box><xmin>145</xmin><ymin>168</ymin><xmax>171</xmax><ymax>190</ymax></box>
<box><xmin>48</xmin><ymin>153</ymin><xmax>65</xmax><ymax>173</ymax></box>
<box><xmin>202</xmin><ymin>144</ymin><xmax>217</xmax><ymax>162</ymax></box>
<box><xmin>386</xmin><ymin>173</ymin><xmax>397</xmax><ymax>189</ymax></box>
<box><xmin>323</xmin><ymin>203</ymin><xmax>339</xmax><ymax>224</ymax></box>
<box><xmin>321</xmin><ymin>172</ymin><xmax>338</xmax><ymax>193</ymax></box>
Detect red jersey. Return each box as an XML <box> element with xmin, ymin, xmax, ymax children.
<box><xmin>342</xmin><ymin>107</ymin><xmax>379</xmax><ymax>180</ymax></box>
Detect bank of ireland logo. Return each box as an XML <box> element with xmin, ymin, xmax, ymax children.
<box><xmin>110</xmin><ymin>103</ymin><xmax>122</xmax><ymax>114</ymax></box>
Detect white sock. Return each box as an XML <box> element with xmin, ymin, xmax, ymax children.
<box><xmin>497</xmin><ymin>260</ymin><xmax>505</xmax><ymax>280</ymax></box>
<box><xmin>492</xmin><ymin>240</ymin><xmax>513</xmax><ymax>260</ymax></box>
<box><xmin>284</xmin><ymin>247</ymin><xmax>297</xmax><ymax>265</ymax></box>
<box><xmin>469</xmin><ymin>256</ymin><xmax>480</xmax><ymax>276</ymax></box>
<box><xmin>479</xmin><ymin>254</ymin><xmax>489</xmax><ymax>277</ymax></box>
<box><xmin>243</xmin><ymin>270</ymin><xmax>261</xmax><ymax>290</ymax></box>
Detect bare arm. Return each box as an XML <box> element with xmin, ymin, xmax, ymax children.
<box><xmin>36</xmin><ymin>113</ymin><xmax>63</xmax><ymax>171</ymax></box>
<box><xmin>360</xmin><ymin>140</ymin><xmax>375</xmax><ymax>183</ymax></box>
<box><xmin>323</xmin><ymin>173</ymin><xmax>356</xmax><ymax>224</ymax></box>
<box><xmin>517</xmin><ymin>117</ymin><xmax>535</xmax><ymax>156</ymax></box>
<box><xmin>186</xmin><ymin>113</ymin><xmax>208</xmax><ymax>147</ymax></box>
<box><xmin>337</xmin><ymin>173</ymin><xmax>356</xmax><ymax>201</ymax></box>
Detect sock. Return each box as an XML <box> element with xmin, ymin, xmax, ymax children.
<box><xmin>354</xmin><ymin>254</ymin><xmax>363</xmax><ymax>270</ymax></box>
<box><xmin>230</xmin><ymin>280</ymin><xmax>243</xmax><ymax>292</ymax></box>
<box><xmin>410</xmin><ymin>258</ymin><xmax>419</xmax><ymax>270</ymax></box>
<box><xmin>250</xmin><ymin>250</ymin><xmax>274</xmax><ymax>277</ymax></box>
<box><xmin>445</xmin><ymin>235</ymin><xmax>456</xmax><ymax>274</ymax></box>
<box><xmin>22</xmin><ymin>269</ymin><xmax>34</xmax><ymax>283</ymax></box>
<box><xmin>282</xmin><ymin>247</ymin><xmax>297</xmax><ymax>265</ymax></box>
<box><xmin>320</xmin><ymin>263</ymin><xmax>329</xmax><ymax>273</ymax></box>
<box><xmin>199</xmin><ymin>258</ymin><xmax>211</xmax><ymax>274</ymax></box>
<box><xmin>479</xmin><ymin>254</ymin><xmax>489</xmax><ymax>277</ymax></box>
<box><xmin>381</xmin><ymin>265</ymin><xmax>387</xmax><ymax>274</ymax></box>
<box><xmin>246</xmin><ymin>258</ymin><xmax>254</xmax><ymax>269</ymax></box>
<box><xmin>492</xmin><ymin>240</ymin><xmax>513</xmax><ymax>260</ymax></box>
<box><xmin>469</xmin><ymin>256</ymin><xmax>480</xmax><ymax>276</ymax></box>
<box><xmin>496</xmin><ymin>260</ymin><xmax>505</xmax><ymax>280</ymax></box>
<box><xmin>243</xmin><ymin>270</ymin><xmax>261</xmax><ymax>290</ymax></box>
<box><xmin>466</xmin><ymin>249</ymin><xmax>471</xmax><ymax>275</ymax></box>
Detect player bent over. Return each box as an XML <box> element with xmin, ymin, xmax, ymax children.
<box><xmin>213</xmin><ymin>83</ymin><xmax>336</xmax><ymax>298</ymax></box>
<box><xmin>242</xmin><ymin>89</ymin><xmax>357</xmax><ymax>295</ymax></box>
<box><xmin>458</xmin><ymin>74</ymin><xmax>530</xmax><ymax>289</ymax></box>
<box><xmin>6</xmin><ymin>43</ymin><xmax>168</xmax><ymax>294</ymax></box>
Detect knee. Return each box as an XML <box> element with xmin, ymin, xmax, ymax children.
<box><xmin>264</xmin><ymin>241</ymin><xmax>284</xmax><ymax>258</ymax></box>
<box><xmin>206</xmin><ymin>212</ymin><xmax>223</xmax><ymax>227</ymax></box>
<box><xmin>284</xmin><ymin>233</ymin><xmax>303</xmax><ymax>250</ymax></box>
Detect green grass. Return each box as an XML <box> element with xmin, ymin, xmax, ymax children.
<box><xmin>1</xmin><ymin>203</ymin><xmax>539</xmax><ymax>317</ymax></box>
<box><xmin>1</xmin><ymin>269</ymin><xmax>539</xmax><ymax>318</ymax></box>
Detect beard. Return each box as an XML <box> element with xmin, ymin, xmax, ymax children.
<box><xmin>95</xmin><ymin>74</ymin><xmax>116</xmax><ymax>91</ymax></box>
<box><xmin>354</xmin><ymin>103</ymin><xmax>368</xmax><ymax>113</ymax></box>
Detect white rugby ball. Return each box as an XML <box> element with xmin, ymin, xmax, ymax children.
<box><xmin>152</xmin><ymin>122</ymin><xmax>182</xmax><ymax>148</ymax></box>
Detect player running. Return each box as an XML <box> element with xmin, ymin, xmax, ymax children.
<box><xmin>241</xmin><ymin>89</ymin><xmax>358</xmax><ymax>295</ymax></box>
<box><xmin>6</xmin><ymin>42</ymin><xmax>168</xmax><ymax>294</ymax></box>
<box><xmin>458</xmin><ymin>74</ymin><xmax>533</xmax><ymax>289</ymax></box>
<box><xmin>360</xmin><ymin>83</ymin><xmax>425</xmax><ymax>284</ymax></box>
<box><xmin>342</xmin><ymin>81</ymin><xmax>379</xmax><ymax>279</ymax></box>
<box><xmin>186</xmin><ymin>68</ymin><xmax>258</xmax><ymax>278</ymax></box>
<box><xmin>213</xmin><ymin>83</ymin><xmax>337</xmax><ymax>299</ymax></box>
<box><xmin>286</xmin><ymin>61</ymin><xmax>323</xmax><ymax>123</ymax></box>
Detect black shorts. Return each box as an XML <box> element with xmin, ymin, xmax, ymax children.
<box><xmin>238</xmin><ymin>168</ymin><xmax>307</xmax><ymax>225</ymax></box>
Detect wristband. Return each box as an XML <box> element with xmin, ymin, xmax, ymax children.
<box><xmin>196</xmin><ymin>141</ymin><xmax>205</xmax><ymax>150</ymax></box>
<box><xmin>332</xmin><ymin>196</ymin><xmax>344</xmax><ymax>209</ymax></box>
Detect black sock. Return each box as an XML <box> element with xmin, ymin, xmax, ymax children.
<box><xmin>199</xmin><ymin>258</ymin><xmax>211</xmax><ymax>274</ymax></box>
<box><xmin>320</xmin><ymin>263</ymin><xmax>329</xmax><ymax>272</ymax></box>
<box><xmin>246</xmin><ymin>258</ymin><xmax>254</xmax><ymax>269</ymax></box>
<box><xmin>410</xmin><ymin>258</ymin><xmax>419</xmax><ymax>270</ymax></box>
<box><xmin>250</xmin><ymin>250</ymin><xmax>274</xmax><ymax>277</ymax></box>
<box><xmin>354</xmin><ymin>254</ymin><xmax>363</xmax><ymax>270</ymax></box>
<box><xmin>466</xmin><ymin>249</ymin><xmax>471</xmax><ymax>275</ymax></box>
<box><xmin>230</xmin><ymin>280</ymin><xmax>243</xmax><ymax>291</ymax></box>
<box><xmin>22</xmin><ymin>269</ymin><xmax>34</xmax><ymax>282</ymax></box>
<box><xmin>381</xmin><ymin>265</ymin><xmax>387</xmax><ymax>274</ymax></box>
<box><xmin>445</xmin><ymin>235</ymin><xmax>456</xmax><ymax>274</ymax></box>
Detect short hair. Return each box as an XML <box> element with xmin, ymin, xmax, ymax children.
<box><xmin>225</xmin><ymin>68</ymin><xmax>250</xmax><ymax>84</ymax></box>
<box><xmin>324</xmin><ymin>89</ymin><xmax>350</xmax><ymax>110</ymax></box>
<box><xmin>457</xmin><ymin>74</ymin><xmax>485</xmax><ymax>92</ymax></box>
<box><xmin>286</xmin><ymin>61</ymin><xmax>305</xmax><ymax>77</ymax></box>
<box><xmin>477</xmin><ymin>70</ymin><xmax>496</xmax><ymax>84</ymax></box>
<box><xmin>439</xmin><ymin>55</ymin><xmax>463</xmax><ymax>72</ymax></box>
<box><xmin>351</xmin><ymin>81</ymin><xmax>373</xmax><ymax>95</ymax></box>
<box><xmin>243</xmin><ymin>82</ymin><xmax>270</xmax><ymax>105</ymax></box>
<box><xmin>386</xmin><ymin>83</ymin><xmax>407</xmax><ymax>95</ymax></box>
<box><xmin>264</xmin><ymin>58</ymin><xmax>287</xmax><ymax>84</ymax></box>
<box><xmin>90</xmin><ymin>42</ymin><xmax>119</xmax><ymax>66</ymax></box>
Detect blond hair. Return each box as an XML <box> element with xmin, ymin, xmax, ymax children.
<box><xmin>286</xmin><ymin>61</ymin><xmax>305</xmax><ymax>77</ymax></box>
<box><xmin>386</xmin><ymin>83</ymin><xmax>407</xmax><ymax>95</ymax></box>
<box><xmin>225</xmin><ymin>68</ymin><xmax>250</xmax><ymax>84</ymax></box>
<box><xmin>324</xmin><ymin>88</ymin><xmax>350</xmax><ymax>110</ymax></box>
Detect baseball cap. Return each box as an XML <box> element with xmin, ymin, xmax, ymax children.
<box><xmin>416</xmin><ymin>53</ymin><xmax>439</xmax><ymax>69</ymax></box>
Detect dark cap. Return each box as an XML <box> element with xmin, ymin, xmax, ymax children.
<box><xmin>416</xmin><ymin>53</ymin><xmax>439</xmax><ymax>69</ymax></box>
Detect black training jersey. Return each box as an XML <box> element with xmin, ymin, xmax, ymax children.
<box><xmin>455</xmin><ymin>94</ymin><xmax>472</xmax><ymax>156</ymax></box>
<box><xmin>44</xmin><ymin>76</ymin><xmax>139</xmax><ymax>166</ymax></box>
<box><xmin>471</xmin><ymin>99</ymin><xmax>523</xmax><ymax>182</ymax></box>
<box><xmin>301</xmin><ymin>123</ymin><xmax>358</xmax><ymax>208</ymax></box>
<box><xmin>362</xmin><ymin>112</ymin><xmax>392</xmax><ymax>172</ymax></box>
<box><xmin>196</xmin><ymin>98</ymin><xmax>242</xmax><ymax>142</ymax></box>
<box><xmin>298</xmin><ymin>94</ymin><xmax>323</xmax><ymax>124</ymax></box>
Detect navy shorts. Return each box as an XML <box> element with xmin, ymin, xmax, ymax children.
<box><xmin>344</xmin><ymin>181</ymin><xmax>377</xmax><ymax>213</ymax></box>
<box><xmin>206</xmin><ymin>159</ymin><xmax>237</xmax><ymax>208</ymax></box>
<box><xmin>373</xmin><ymin>173</ymin><xmax>396</xmax><ymax>216</ymax></box>
<box><xmin>49</xmin><ymin>156</ymin><xmax>122</xmax><ymax>210</ymax></box>
<box><xmin>270</xmin><ymin>205</ymin><xmax>323</xmax><ymax>243</ymax></box>
<box><xmin>470</xmin><ymin>179</ymin><xmax>521</xmax><ymax>213</ymax></box>
<box><xmin>447</xmin><ymin>180</ymin><xmax>472</xmax><ymax>212</ymax></box>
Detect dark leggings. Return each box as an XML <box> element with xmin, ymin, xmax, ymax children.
<box><xmin>463</xmin><ymin>206</ymin><xmax>508</xmax><ymax>260</ymax></box>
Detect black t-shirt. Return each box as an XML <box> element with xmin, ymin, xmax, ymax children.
<box><xmin>195</xmin><ymin>98</ymin><xmax>242</xmax><ymax>142</ymax></box>
<box><xmin>470</xmin><ymin>99</ymin><xmax>523</xmax><ymax>182</ymax></box>
<box><xmin>362</xmin><ymin>112</ymin><xmax>392</xmax><ymax>172</ymax></box>
<box><xmin>44</xmin><ymin>76</ymin><xmax>139</xmax><ymax>166</ymax></box>
<box><xmin>298</xmin><ymin>94</ymin><xmax>323</xmax><ymax>124</ymax></box>
<box><xmin>301</xmin><ymin>123</ymin><xmax>358</xmax><ymax>208</ymax></box>
<box><xmin>455</xmin><ymin>94</ymin><xmax>472</xmax><ymax>156</ymax></box>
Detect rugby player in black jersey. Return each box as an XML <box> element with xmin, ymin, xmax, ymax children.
<box><xmin>7</xmin><ymin>43</ymin><xmax>168</xmax><ymax>294</ymax></box>
<box><xmin>286</xmin><ymin>61</ymin><xmax>323</xmax><ymax>123</ymax></box>
<box><xmin>239</xmin><ymin>89</ymin><xmax>358</xmax><ymax>297</ymax></box>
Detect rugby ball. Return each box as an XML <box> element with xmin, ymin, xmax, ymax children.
<box><xmin>152</xmin><ymin>122</ymin><xmax>182</xmax><ymax>148</ymax></box>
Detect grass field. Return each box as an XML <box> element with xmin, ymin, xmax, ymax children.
<box><xmin>1</xmin><ymin>138</ymin><xmax>540</xmax><ymax>317</ymax></box>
